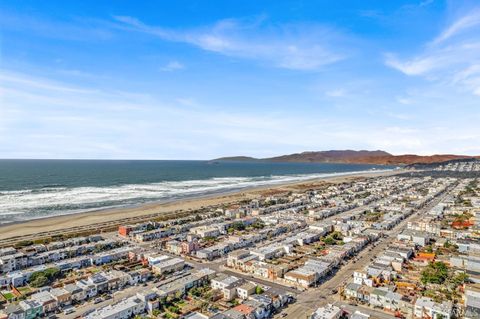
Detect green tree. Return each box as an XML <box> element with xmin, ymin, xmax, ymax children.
<box><xmin>167</xmin><ymin>305</ymin><xmax>179</xmax><ymax>314</ymax></box>
<box><xmin>323</xmin><ymin>237</ymin><xmax>335</xmax><ymax>245</ymax></box>
<box><xmin>331</xmin><ymin>231</ymin><xmax>343</xmax><ymax>240</ymax></box>
<box><xmin>255</xmin><ymin>286</ymin><xmax>264</xmax><ymax>294</ymax></box>
<box><xmin>451</xmin><ymin>272</ymin><xmax>469</xmax><ymax>286</ymax></box>
<box><xmin>44</xmin><ymin>267</ymin><xmax>60</xmax><ymax>280</ymax></box>
<box><xmin>421</xmin><ymin>261</ymin><xmax>449</xmax><ymax>285</ymax></box>
<box><xmin>30</xmin><ymin>275</ymin><xmax>49</xmax><ymax>288</ymax></box>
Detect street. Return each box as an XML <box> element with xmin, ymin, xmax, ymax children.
<box><xmin>277</xmin><ymin>185</ymin><xmax>454</xmax><ymax>319</ymax></box>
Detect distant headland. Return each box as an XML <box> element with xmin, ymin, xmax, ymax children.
<box><xmin>213</xmin><ymin>150</ymin><xmax>480</xmax><ymax>165</ymax></box>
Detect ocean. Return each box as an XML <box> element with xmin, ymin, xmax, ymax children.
<box><xmin>0</xmin><ymin>159</ymin><xmax>393</xmax><ymax>225</ymax></box>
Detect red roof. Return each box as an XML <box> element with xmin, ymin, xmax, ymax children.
<box><xmin>233</xmin><ymin>304</ymin><xmax>255</xmax><ymax>315</ymax></box>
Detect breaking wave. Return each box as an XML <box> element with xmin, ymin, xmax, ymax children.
<box><xmin>0</xmin><ymin>169</ymin><xmax>390</xmax><ymax>224</ymax></box>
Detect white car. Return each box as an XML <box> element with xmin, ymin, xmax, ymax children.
<box><xmin>63</xmin><ymin>308</ymin><xmax>75</xmax><ymax>315</ymax></box>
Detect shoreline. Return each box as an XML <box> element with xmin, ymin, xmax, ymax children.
<box><xmin>0</xmin><ymin>169</ymin><xmax>401</xmax><ymax>241</ymax></box>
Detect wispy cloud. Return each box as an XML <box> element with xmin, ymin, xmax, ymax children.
<box><xmin>7</xmin><ymin>69</ymin><xmax>473</xmax><ymax>158</ymax></box>
<box><xmin>0</xmin><ymin>71</ymin><xmax>97</xmax><ymax>94</ymax></box>
<box><xmin>0</xmin><ymin>10</ymin><xmax>113</xmax><ymax>41</ymax></box>
<box><xmin>385</xmin><ymin>53</ymin><xmax>446</xmax><ymax>76</ymax></box>
<box><xmin>419</xmin><ymin>0</ymin><xmax>435</xmax><ymax>7</ymax></box>
<box><xmin>112</xmin><ymin>16</ymin><xmax>345</xmax><ymax>71</ymax></box>
<box><xmin>395</xmin><ymin>96</ymin><xmax>413</xmax><ymax>105</ymax></box>
<box><xmin>433</xmin><ymin>8</ymin><xmax>480</xmax><ymax>44</ymax></box>
<box><xmin>385</xmin><ymin>7</ymin><xmax>480</xmax><ymax>95</ymax></box>
<box><xmin>160</xmin><ymin>61</ymin><xmax>185</xmax><ymax>72</ymax></box>
<box><xmin>325</xmin><ymin>89</ymin><xmax>347</xmax><ymax>98</ymax></box>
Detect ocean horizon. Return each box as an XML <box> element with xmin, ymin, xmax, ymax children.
<box><xmin>0</xmin><ymin>159</ymin><xmax>394</xmax><ymax>225</ymax></box>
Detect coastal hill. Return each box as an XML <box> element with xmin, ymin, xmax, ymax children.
<box><xmin>214</xmin><ymin>150</ymin><xmax>479</xmax><ymax>165</ymax></box>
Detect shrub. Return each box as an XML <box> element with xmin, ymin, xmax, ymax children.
<box><xmin>421</xmin><ymin>262</ymin><xmax>449</xmax><ymax>285</ymax></box>
<box><xmin>255</xmin><ymin>286</ymin><xmax>264</xmax><ymax>294</ymax></box>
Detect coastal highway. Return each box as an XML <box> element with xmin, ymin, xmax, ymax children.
<box><xmin>277</xmin><ymin>182</ymin><xmax>456</xmax><ymax>319</ymax></box>
<box><xmin>0</xmin><ymin>208</ymin><xmax>195</xmax><ymax>248</ymax></box>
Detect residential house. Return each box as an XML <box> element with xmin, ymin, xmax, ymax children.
<box><xmin>310</xmin><ymin>304</ymin><xmax>342</xmax><ymax>319</ymax></box>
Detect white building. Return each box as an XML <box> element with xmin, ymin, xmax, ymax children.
<box><xmin>414</xmin><ymin>297</ymin><xmax>452</xmax><ymax>319</ymax></box>
<box><xmin>310</xmin><ymin>304</ymin><xmax>343</xmax><ymax>319</ymax></box>
<box><xmin>85</xmin><ymin>296</ymin><xmax>145</xmax><ymax>319</ymax></box>
<box><xmin>151</xmin><ymin>258</ymin><xmax>184</xmax><ymax>274</ymax></box>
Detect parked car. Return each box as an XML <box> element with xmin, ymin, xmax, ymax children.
<box><xmin>63</xmin><ymin>308</ymin><xmax>75</xmax><ymax>315</ymax></box>
<box><xmin>82</xmin><ymin>309</ymin><xmax>94</xmax><ymax>317</ymax></box>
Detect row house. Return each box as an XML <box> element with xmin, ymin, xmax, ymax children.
<box><xmin>85</xmin><ymin>295</ymin><xmax>146</xmax><ymax>319</ymax></box>
<box><xmin>414</xmin><ymin>297</ymin><xmax>453</xmax><ymax>319</ymax></box>
<box><xmin>211</xmin><ymin>273</ymin><xmax>257</xmax><ymax>301</ymax></box>
<box><xmin>118</xmin><ymin>221</ymin><xmax>160</xmax><ymax>237</ymax></box>
<box><xmin>284</xmin><ymin>259</ymin><xmax>331</xmax><ymax>288</ymax></box>
<box><xmin>133</xmin><ymin>228</ymin><xmax>174</xmax><ymax>242</ymax></box>
<box><xmin>155</xmin><ymin>268</ymin><xmax>216</xmax><ymax>299</ymax></box>
<box><xmin>0</xmin><ymin>240</ymin><xmax>122</xmax><ymax>274</ymax></box>
<box><xmin>196</xmin><ymin>242</ymin><xmax>233</xmax><ymax>260</ymax></box>
<box><xmin>397</xmin><ymin>230</ymin><xmax>432</xmax><ymax>247</ymax></box>
<box><xmin>151</xmin><ymin>257</ymin><xmax>185</xmax><ymax>274</ymax></box>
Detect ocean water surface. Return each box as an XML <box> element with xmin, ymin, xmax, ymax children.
<box><xmin>0</xmin><ymin>160</ymin><xmax>394</xmax><ymax>224</ymax></box>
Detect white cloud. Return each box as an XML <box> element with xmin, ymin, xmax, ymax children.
<box><xmin>175</xmin><ymin>97</ymin><xmax>197</xmax><ymax>107</ymax></box>
<box><xmin>385</xmin><ymin>53</ymin><xmax>446</xmax><ymax>76</ymax></box>
<box><xmin>385</xmin><ymin>7</ymin><xmax>480</xmax><ymax>96</ymax></box>
<box><xmin>160</xmin><ymin>61</ymin><xmax>185</xmax><ymax>72</ymax></box>
<box><xmin>325</xmin><ymin>89</ymin><xmax>346</xmax><ymax>97</ymax></box>
<box><xmin>0</xmin><ymin>71</ymin><xmax>96</xmax><ymax>94</ymax></box>
<box><xmin>419</xmin><ymin>0</ymin><xmax>434</xmax><ymax>7</ymax></box>
<box><xmin>396</xmin><ymin>96</ymin><xmax>413</xmax><ymax>105</ymax></box>
<box><xmin>433</xmin><ymin>8</ymin><xmax>480</xmax><ymax>44</ymax></box>
<box><xmin>113</xmin><ymin>16</ymin><xmax>345</xmax><ymax>71</ymax></box>
<box><xmin>2</xmin><ymin>68</ymin><xmax>480</xmax><ymax>159</ymax></box>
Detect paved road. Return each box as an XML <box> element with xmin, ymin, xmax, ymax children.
<box><xmin>277</xmin><ymin>183</ymin><xmax>455</xmax><ymax>319</ymax></box>
<box><xmin>60</xmin><ymin>180</ymin><xmax>454</xmax><ymax>319</ymax></box>
<box><xmin>59</xmin><ymin>272</ymin><xmax>188</xmax><ymax>319</ymax></box>
<box><xmin>338</xmin><ymin>302</ymin><xmax>397</xmax><ymax>319</ymax></box>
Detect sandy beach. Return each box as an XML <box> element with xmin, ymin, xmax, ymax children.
<box><xmin>0</xmin><ymin>169</ymin><xmax>400</xmax><ymax>241</ymax></box>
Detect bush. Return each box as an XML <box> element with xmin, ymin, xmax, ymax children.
<box><xmin>231</xmin><ymin>222</ymin><xmax>245</xmax><ymax>231</ymax></box>
<box><xmin>167</xmin><ymin>305</ymin><xmax>180</xmax><ymax>314</ymax></box>
<box><xmin>28</xmin><ymin>267</ymin><xmax>61</xmax><ymax>287</ymax></box>
<box><xmin>30</xmin><ymin>275</ymin><xmax>49</xmax><ymax>288</ymax></box>
<box><xmin>323</xmin><ymin>237</ymin><xmax>336</xmax><ymax>245</ymax></box>
<box><xmin>14</xmin><ymin>240</ymin><xmax>33</xmax><ymax>248</ymax></box>
<box><xmin>421</xmin><ymin>262</ymin><xmax>449</xmax><ymax>285</ymax></box>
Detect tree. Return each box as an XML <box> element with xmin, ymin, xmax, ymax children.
<box><xmin>167</xmin><ymin>305</ymin><xmax>179</xmax><ymax>314</ymax></box>
<box><xmin>231</xmin><ymin>222</ymin><xmax>246</xmax><ymax>231</ymax></box>
<box><xmin>174</xmin><ymin>290</ymin><xmax>183</xmax><ymax>300</ymax></box>
<box><xmin>252</xmin><ymin>220</ymin><xmax>265</xmax><ymax>229</ymax></box>
<box><xmin>331</xmin><ymin>231</ymin><xmax>343</xmax><ymax>240</ymax></box>
<box><xmin>30</xmin><ymin>275</ymin><xmax>49</xmax><ymax>288</ymax></box>
<box><xmin>323</xmin><ymin>237</ymin><xmax>335</xmax><ymax>245</ymax></box>
<box><xmin>44</xmin><ymin>267</ymin><xmax>60</xmax><ymax>280</ymax></box>
<box><xmin>421</xmin><ymin>261</ymin><xmax>449</xmax><ymax>285</ymax></box>
<box><xmin>451</xmin><ymin>272</ymin><xmax>469</xmax><ymax>286</ymax></box>
<box><xmin>255</xmin><ymin>286</ymin><xmax>264</xmax><ymax>294</ymax></box>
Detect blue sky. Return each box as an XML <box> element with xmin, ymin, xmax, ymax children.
<box><xmin>1</xmin><ymin>0</ymin><xmax>480</xmax><ymax>159</ymax></box>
